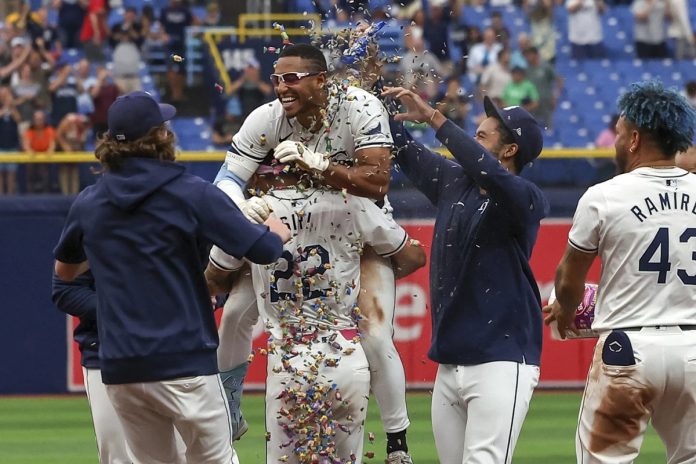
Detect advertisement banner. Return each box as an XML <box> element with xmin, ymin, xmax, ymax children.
<box><xmin>67</xmin><ymin>219</ymin><xmax>599</xmax><ymax>391</ymax></box>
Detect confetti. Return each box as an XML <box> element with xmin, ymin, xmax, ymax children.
<box><xmin>214</xmin><ymin>83</ymin><xmax>224</xmax><ymax>94</ymax></box>
<box><xmin>170</xmin><ymin>54</ymin><xmax>184</xmax><ymax>62</ymax></box>
<box><xmin>364</xmin><ymin>451</ymin><xmax>375</xmax><ymax>458</ymax></box>
<box><xmin>368</xmin><ymin>432</ymin><xmax>375</xmax><ymax>442</ymax></box>
<box><xmin>260</xmin><ymin>134</ymin><xmax>267</xmax><ymax>146</ymax></box>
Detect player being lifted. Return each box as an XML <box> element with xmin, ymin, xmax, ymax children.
<box><xmin>207</xmin><ymin>189</ymin><xmax>425</xmax><ymax>463</ymax></box>
<box><xmin>545</xmin><ymin>81</ymin><xmax>696</xmax><ymax>463</ymax></box>
<box><xmin>213</xmin><ymin>43</ymin><xmax>418</xmax><ymax>463</ymax></box>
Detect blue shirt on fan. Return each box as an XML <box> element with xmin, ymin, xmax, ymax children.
<box><xmin>392</xmin><ymin>119</ymin><xmax>548</xmax><ymax>367</ymax></box>
<box><xmin>53</xmin><ymin>157</ymin><xmax>283</xmax><ymax>384</ymax></box>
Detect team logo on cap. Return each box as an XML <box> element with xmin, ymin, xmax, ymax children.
<box><xmin>515</xmin><ymin>128</ymin><xmax>522</xmax><ymax>136</ymax></box>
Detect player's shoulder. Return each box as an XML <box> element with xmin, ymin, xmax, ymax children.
<box><xmin>246</xmin><ymin>99</ymin><xmax>284</xmax><ymax>121</ymax></box>
<box><xmin>344</xmin><ymin>86</ymin><xmax>381</xmax><ymax>105</ymax></box>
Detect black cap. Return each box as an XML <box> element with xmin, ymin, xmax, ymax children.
<box><xmin>107</xmin><ymin>91</ymin><xmax>176</xmax><ymax>142</ymax></box>
<box><xmin>483</xmin><ymin>96</ymin><xmax>543</xmax><ymax>168</ymax></box>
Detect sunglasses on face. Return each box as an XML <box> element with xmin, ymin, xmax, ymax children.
<box><xmin>270</xmin><ymin>72</ymin><xmax>322</xmax><ymax>86</ymax></box>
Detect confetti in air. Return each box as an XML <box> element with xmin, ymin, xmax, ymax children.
<box><xmin>170</xmin><ymin>54</ymin><xmax>184</xmax><ymax>62</ymax></box>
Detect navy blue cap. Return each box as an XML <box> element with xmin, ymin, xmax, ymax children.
<box><xmin>107</xmin><ymin>91</ymin><xmax>176</xmax><ymax>142</ymax></box>
<box><xmin>483</xmin><ymin>96</ymin><xmax>543</xmax><ymax>168</ymax></box>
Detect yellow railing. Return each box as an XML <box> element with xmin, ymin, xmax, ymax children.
<box><xmin>202</xmin><ymin>31</ymin><xmax>234</xmax><ymax>94</ymax></box>
<box><xmin>237</xmin><ymin>13</ymin><xmax>321</xmax><ymax>43</ymax></box>
<box><xmin>0</xmin><ymin>148</ymin><xmax>614</xmax><ymax>164</ymax></box>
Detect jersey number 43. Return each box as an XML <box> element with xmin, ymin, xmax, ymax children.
<box><xmin>639</xmin><ymin>227</ymin><xmax>696</xmax><ymax>285</ymax></box>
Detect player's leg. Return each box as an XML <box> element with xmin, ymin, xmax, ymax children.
<box><xmin>217</xmin><ymin>265</ymin><xmax>259</xmax><ymax>439</ymax></box>
<box><xmin>576</xmin><ymin>335</ymin><xmax>652</xmax><ymax>463</ymax></box>
<box><xmin>265</xmin><ymin>354</ymin><xmax>300</xmax><ymax>464</ymax></box>
<box><xmin>105</xmin><ymin>383</ymin><xmax>183</xmax><ymax>464</ymax></box>
<box><xmin>83</xmin><ymin>367</ymin><xmax>131</xmax><ymax>464</ymax></box>
<box><xmin>431</xmin><ymin>364</ymin><xmax>467</xmax><ymax>464</ymax></box>
<box><xmin>358</xmin><ymin>247</ymin><xmax>411</xmax><ymax>459</ymax></box>
<box><xmin>648</xmin><ymin>331</ymin><xmax>696</xmax><ymax>464</ymax></box>
<box><xmin>460</xmin><ymin>361</ymin><xmax>539</xmax><ymax>464</ymax></box>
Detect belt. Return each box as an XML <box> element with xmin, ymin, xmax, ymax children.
<box><xmin>622</xmin><ymin>325</ymin><xmax>696</xmax><ymax>332</ymax></box>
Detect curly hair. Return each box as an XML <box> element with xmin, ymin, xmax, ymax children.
<box><xmin>95</xmin><ymin>125</ymin><xmax>176</xmax><ymax>171</ymax></box>
<box><xmin>618</xmin><ymin>80</ymin><xmax>696</xmax><ymax>157</ymax></box>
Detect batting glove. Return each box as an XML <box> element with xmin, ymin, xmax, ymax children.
<box><xmin>240</xmin><ymin>196</ymin><xmax>271</xmax><ymax>224</ymax></box>
<box><xmin>274</xmin><ymin>140</ymin><xmax>330</xmax><ymax>173</ymax></box>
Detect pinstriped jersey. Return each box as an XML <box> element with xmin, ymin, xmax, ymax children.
<box><xmin>220</xmin><ymin>85</ymin><xmax>393</xmax><ymax>183</ymax></box>
<box><xmin>569</xmin><ymin>167</ymin><xmax>696</xmax><ymax>330</ymax></box>
<box><xmin>251</xmin><ymin>189</ymin><xmax>407</xmax><ymax>339</ymax></box>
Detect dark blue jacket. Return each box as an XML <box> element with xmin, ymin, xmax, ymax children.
<box><xmin>54</xmin><ymin>157</ymin><xmax>283</xmax><ymax>384</ymax></box>
<box><xmin>51</xmin><ymin>271</ymin><xmax>99</xmax><ymax>369</ymax></box>
<box><xmin>393</xmin><ymin>120</ymin><xmax>548</xmax><ymax>366</ymax></box>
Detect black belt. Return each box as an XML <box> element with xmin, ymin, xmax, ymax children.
<box><xmin>622</xmin><ymin>325</ymin><xmax>696</xmax><ymax>331</ymax></box>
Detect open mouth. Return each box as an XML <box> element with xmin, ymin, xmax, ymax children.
<box><xmin>279</xmin><ymin>95</ymin><xmax>298</xmax><ymax>111</ymax></box>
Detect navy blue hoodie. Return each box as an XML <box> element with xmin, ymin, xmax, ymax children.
<box><xmin>54</xmin><ymin>157</ymin><xmax>283</xmax><ymax>384</ymax></box>
<box><xmin>51</xmin><ymin>271</ymin><xmax>100</xmax><ymax>369</ymax></box>
<box><xmin>393</xmin><ymin>120</ymin><xmax>548</xmax><ymax>366</ymax></box>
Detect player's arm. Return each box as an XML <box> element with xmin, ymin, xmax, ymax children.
<box><xmin>321</xmin><ymin>146</ymin><xmax>390</xmax><ymax>200</ymax></box>
<box><xmin>391</xmin><ymin>239</ymin><xmax>427</xmax><ymax>279</ymax></box>
<box><xmin>51</xmin><ymin>271</ymin><xmax>97</xmax><ymax>320</ymax></box>
<box><xmin>54</xmin><ymin>196</ymin><xmax>89</xmax><ymax>282</ymax></box>
<box><xmin>543</xmin><ymin>186</ymin><xmax>602</xmax><ymax>339</ymax></box>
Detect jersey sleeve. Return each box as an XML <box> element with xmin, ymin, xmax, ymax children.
<box><xmin>220</xmin><ymin>105</ymin><xmax>276</xmax><ymax>185</ymax></box>
<box><xmin>568</xmin><ymin>185</ymin><xmax>604</xmax><ymax>253</ymax></box>
<box><xmin>53</xmin><ymin>196</ymin><xmax>87</xmax><ymax>263</ymax></box>
<box><xmin>348</xmin><ymin>89</ymin><xmax>393</xmax><ymax>151</ymax></box>
<box><xmin>351</xmin><ymin>197</ymin><xmax>408</xmax><ymax>258</ymax></box>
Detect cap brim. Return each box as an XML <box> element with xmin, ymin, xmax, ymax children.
<box><xmin>159</xmin><ymin>103</ymin><xmax>176</xmax><ymax>122</ymax></box>
<box><xmin>483</xmin><ymin>96</ymin><xmax>505</xmax><ymax>123</ymax></box>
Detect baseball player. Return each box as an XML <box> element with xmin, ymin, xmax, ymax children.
<box><xmin>206</xmin><ymin>188</ymin><xmax>425</xmax><ymax>463</ymax></box>
<box><xmin>544</xmin><ymin>81</ymin><xmax>696</xmax><ymax>463</ymax></box>
<box><xmin>382</xmin><ymin>87</ymin><xmax>548</xmax><ymax>464</ymax></box>
<box><xmin>214</xmin><ymin>43</ymin><xmax>415</xmax><ymax>462</ymax></box>
<box><xmin>53</xmin><ymin>91</ymin><xmax>288</xmax><ymax>464</ymax></box>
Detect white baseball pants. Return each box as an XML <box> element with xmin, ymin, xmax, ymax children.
<box><xmin>83</xmin><ymin>367</ymin><xmax>131</xmax><ymax>463</ymax></box>
<box><xmin>577</xmin><ymin>327</ymin><xmax>696</xmax><ymax>464</ymax></box>
<box><xmin>217</xmin><ymin>249</ymin><xmax>410</xmax><ymax>433</ymax></box>
<box><xmin>265</xmin><ymin>331</ymin><xmax>370</xmax><ymax>463</ymax></box>
<box><xmin>432</xmin><ymin>361</ymin><xmax>539</xmax><ymax>464</ymax></box>
<box><xmin>105</xmin><ymin>374</ymin><xmax>239</xmax><ymax>464</ymax></box>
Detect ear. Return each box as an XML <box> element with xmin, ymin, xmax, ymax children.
<box><xmin>501</xmin><ymin>143</ymin><xmax>519</xmax><ymax>161</ymax></box>
<box><xmin>315</xmin><ymin>71</ymin><xmax>327</xmax><ymax>89</ymax></box>
<box><xmin>630</xmin><ymin>128</ymin><xmax>640</xmax><ymax>153</ymax></box>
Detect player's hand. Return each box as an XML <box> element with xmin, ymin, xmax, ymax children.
<box><xmin>274</xmin><ymin>140</ymin><xmax>330</xmax><ymax>173</ymax></box>
<box><xmin>240</xmin><ymin>196</ymin><xmax>271</xmax><ymax>224</ymax></box>
<box><xmin>381</xmin><ymin>86</ymin><xmax>436</xmax><ymax>124</ymax></box>
<box><xmin>265</xmin><ymin>215</ymin><xmax>292</xmax><ymax>243</ymax></box>
<box><xmin>543</xmin><ymin>300</ymin><xmax>580</xmax><ymax>339</ymax></box>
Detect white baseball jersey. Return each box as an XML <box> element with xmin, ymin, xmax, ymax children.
<box><xmin>250</xmin><ymin>189</ymin><xmax>407</xmax><ymax>339</ymax></box>
<box><xmin>220</xmin><ymin>85</ymin><xmax>393</xmax><ymax>183</ymax></box>
<box><xmin>569</xmin><ymin>167</ymin><xmax>696</xmax><ymax>330</ymax></box>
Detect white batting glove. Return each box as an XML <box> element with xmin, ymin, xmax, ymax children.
<box><xmin>274</xmin><ymin>140</ymin><xmax>330</xmax><ymax>173</ymax></box>
<box><xmin>240</xmin><ymin>196</ymin><xmax>271</xmax><ymax>224</ymax></box>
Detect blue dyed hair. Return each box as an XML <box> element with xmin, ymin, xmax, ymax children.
<box><xmin>617</xmin><ymin>80</ymin><xmax>696</xmax><ymax>157</ymax></box>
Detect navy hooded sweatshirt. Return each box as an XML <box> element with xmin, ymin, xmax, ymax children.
<box><xmin>54</xmin><ymin>157</ymin><xmax>283</xmax><ymax>384</ymax></box>
<box><xmin>52</xmin><ymin>271</ymin><xmax>100</xmax><ymax>369</ymax></box>
<box><xmin>392</xmin><ymin>120</ymin><xmax>549</xmax><ymax>366</ymax></box>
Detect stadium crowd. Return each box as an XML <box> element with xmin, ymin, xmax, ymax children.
<box><xmin>0</xmin><ymin>0</ymin><xmax>695</xmax><ymax>196</ymax></box>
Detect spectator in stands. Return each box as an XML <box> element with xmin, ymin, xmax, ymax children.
<box><xmin>161</xmin><ymin>0</ymin><xmax>194</xmax><ymax>102</ymax></box>
<box><xmin>55</xmin><ymin>113</ymin><xmax>87</xmax><ymax>195</ymax></box>
<box><xmin>74</xmin><ymin>59</ymin><xmax>94</xmax><ymax>115</ymax></box>
<box><xmin>566</xmin><ymin>0</ymin><xmax>605</xmax><ymax>59</ymax></box>
<box><xmin>0</xmin><ymin>85</ymin><xmax>20</xmax><ymax>194</ymax></box>
<box><xmin>632</xmin><ymin>0</ymin><xmax>670</xmax><ymax>59</ymax></box>
<box><xmin>480</xmin><ymin>47</ymin><xmax>512</xmax><ymax>105</ymax></box>
<box><xmin>424</xmin><ymin>0</ymin><xmax>452</xmax><ymax>63</ymax></box>
<box><xmin>510</xmin><ymin>32</ymin><xmax>532</xmax><ymax>70</ymax></box>
<box><xmin>57</xmin><ymin>0</ymin><xmax>87</xmax><ymax>49</ymax></box>
<box><xmin>524</xmin><ymin>0</ymin><xmax>557</xmax><ymax>64</ymax></box>
<box><xmin>467</xmin><ymin>27</ymin><xmax>503</xmax><ymax>85</ymax></box>
<box><xmin>49</xmin><ymin>63</ymin><xmax>79</xmax><ymax>126</ymax></box>
<box><xmin>667</xmin><ymin>0</ymin><xmax>695</xmax><ymax>59</ymax></box>
<box><xmin>0</xmin><ymin>37</ymin><xmax>31</xmax><ymax>85</ymax></box>
<box><xmin>523</xmin><ymin>46</ymin><xmax>562</xmax><ymax>127</ymax></box>
<box><xmin>88</xmin><ymin>66</ymin><xmax>120</xmax><ymax>139</ymax></box>
<box><xmin>26</xmin><ymin>7</ymin><xmax>61</xmax><ymax>57</ymax></box>
<box><xmin>212</xmin><ymin>97</ymin><xmax>242</xmax><ymax>148</ymax></box>
<box><xmin>400</xmin><ymin>26</ymin><xmax>445</xmax><ymax>100</ymax></box>
<box><xmin>449</xmin><ymin>22</ymin><xmax>471</xmax><ymax>75</ymax></box>
<box><xmin>111</xmin><ymin>8</ymin><xmax>143</xmax><ymax>95</ymax></box>
<box><xmin>228</xmin><ymin>58</ymin><xmax>272</xmax><ymax>119</ymax></box>
<box><xmin>686</xmin><ymin>81</ymin><xmax>696</xmax><ymax>109</ymax></box>
<box><xmin>435</xmin><ymin>77</ymin><xmax>470</xmax><ymax>129</ymax></box>
<box><xmin>595</xmin><ymin>113</ymin><xmax>619</xmax><ymax>147</ymax></box>
<box><xmin>490</xmin><ymin>11</ymin><xmax>511</xmax><ymax>46</ymax></box>
<box><xmin>79</xmin><ymin>0</ymin><xmax>108</xmax><ymax>62</ymax></box>
<box><xmin>202</xmin><ymin>2</ymin><xmax>221</xmax><ymax>27</ymax></box>
<box><xmin>502</xmin><ymin>66</ymin><xmax>540</xmax><ymax>112</ymax></box>
<box><xmin>12</xmin><ymin>63</ymin><xmax>40</xmax><ymax>129</ymax></box>
<box><xmin>23</xmin><ymin>109</ymin><xmax>55</xmax><ymax>193</ymax></box>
